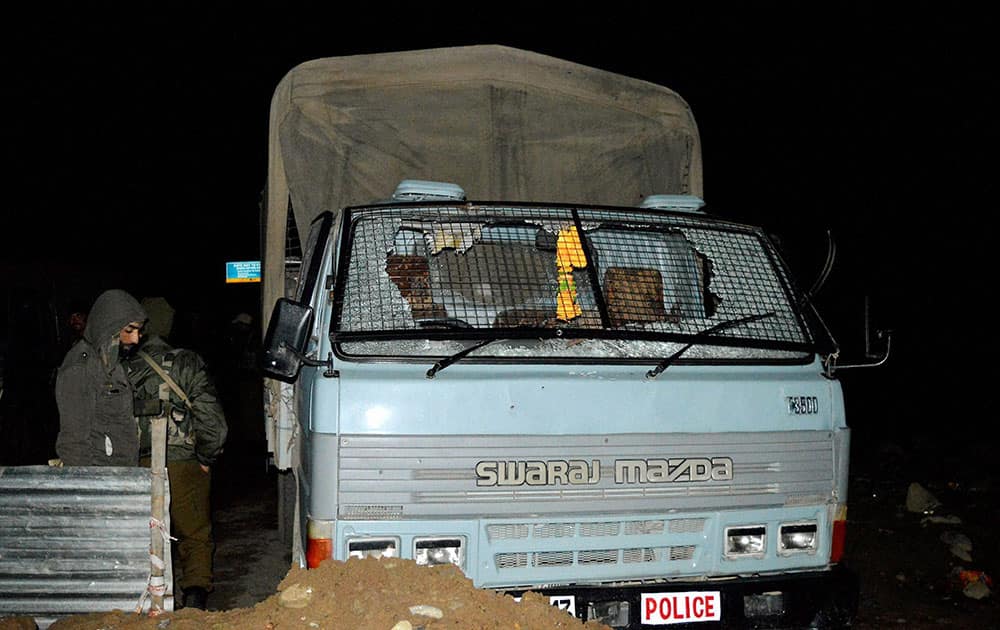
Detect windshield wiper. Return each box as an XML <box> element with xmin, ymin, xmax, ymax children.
<box><xmin>418</xmin><ymin>317</ymin><xmax>499</xmax><ymax>379</ymax></box>
<box><xmin>426</xmin><ymin>337</ymin><xmax>507</xmax><ymax>379</ymax></box>
<box><xmin>645</xmin><ymin>312</ymin><xmax>776</xmax><ymax>379</ymax></box>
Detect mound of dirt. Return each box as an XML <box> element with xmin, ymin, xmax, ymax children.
<box><xmin>41</xmin><ymin>557</ymin><xmax>610</xmax><ymax>629</ymax></box>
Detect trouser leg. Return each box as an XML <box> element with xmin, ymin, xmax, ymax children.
<box><xmin>167</xmin><ymin>459</ymin><xmax>214</xmax><ymax>591</ymax></box>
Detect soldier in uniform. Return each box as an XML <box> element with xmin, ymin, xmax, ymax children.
<box><xmin>55</xmin><ymin>289</ymin><xmax>147</xmax><ymax>466</ymax></box>
<box><xmin>126</xmin><ymin>310</ymin><xmax>227</xmax><ymax>610</ymax></box>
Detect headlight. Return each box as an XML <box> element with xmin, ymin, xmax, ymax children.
<box><xmin>414</xmin><ymin>537</ymin><xmax>465</xmax><ymax>568</ymax></box>
<box><xmin>347</xmin><ymin>537</ymin><xmax>398</xmax><ymax>560</ymax></box>
<box><xmin>778</xmin><ymin>522</ymin><xmax>817</xmax><ymax>555</ymax></box>
<box><xmin>725</xmin><ymin>525</ymin><xmax>766</xmax><ymax>558</ymax></box>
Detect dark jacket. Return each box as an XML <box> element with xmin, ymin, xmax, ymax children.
<box><xmin>55</xmin><ymin>290</ymin><xmax>147</xmax><ymax>466</ymax></box>
<box><xmin>126</xmin><ymin>336</ymin><xmax>227</xmax><ymax>466</ymax></box>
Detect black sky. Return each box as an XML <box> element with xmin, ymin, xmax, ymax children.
<box><xmin>2</xmin><ymin>7</ymin><xmax>997</xmax><ymax>434</ymax></box>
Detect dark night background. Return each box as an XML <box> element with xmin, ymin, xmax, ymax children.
<box><xmin>1</xmin><ymin>6</ymin><xmax>996</xmax><ymax>463</ymax></box>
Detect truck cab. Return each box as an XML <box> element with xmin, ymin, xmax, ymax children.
<box><xmin>260</xmin><ymin>47</ymin><xmax>857</xmax><ymax>628</ymax></box>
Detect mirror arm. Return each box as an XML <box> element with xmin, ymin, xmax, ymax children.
<box><xmin>829</xmin><ymin>331</ymin><xmax>892</xmax><ymax>373</ymax></box>
<box><xmin>279</xmin><ymin>343</ymin><xmax>339</xmax><ymax>378</ymax></box>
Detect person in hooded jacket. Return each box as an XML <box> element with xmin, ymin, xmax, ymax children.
<box><xmin>55</xmin><ymin>289</ymin><xmax>147</xmax><ymax>466</ymax></box>
<box><xmin>126</xmin><ymin>297</ymin><xmax>227</xmax><ymax>610</ymax></box>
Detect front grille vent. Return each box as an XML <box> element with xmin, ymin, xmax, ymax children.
<box><xmin>534</xmin><ymin>523</ymin><xmax>575</xmax><ymax>538</ymax></box>
<box><xmin>495</xmin><ymin>552</ymin><xmax>528</xmax><ymax>569</ymax></box>
<box><xmin>495</xmin><ymin>545</ymin><xmax>698</xmax><ymax>571</ymax></box>
<box><xmin>624</xmin><ymin>547</ymin><xmax>665</xmax><ymax>564</ymax></box>
<box><xmin>580</xmin><ymin>522</ymin><xmax>620</xmax><ymax>537</ymax></box>
<box><xmin>488</xmin><ymin>518</ymin><xmax>704</xmax><ymax>543</ymax></box>
<box><xmin>624</xmin><ymin>520</ymin><xmax>666</xmax><ymax>535</ymax></box>
<box><xmin>579</xmin><ymin>549</ymin><xmax>618</xmax><ymax>565</ymax></box>
<box><xmin>486</xmin><ymin>524</ymin><xmax>530</xmax><ymax>540</ymax></box>
<box><xmin>488</xmin><ymin>517</ymin><xmax>703</xmax><ymax>571</ymax></box>
<box><xmin>669</xmin><ymin>518</ymin><xmax>707</xmax><ymax>534</ymax></box>
<box><xmin>534</xmin><ymin>551</ymin><xmax>574</xmax><ymax>567</ymax></box>
<box><xmin>341</xmin><ymin>504</ymin><xmax>403</xmax><ymax>520</ymax></box>
<box><xmin>669</xmin><ymin>545</ymin><xmax>697</xmax><ymax>561</ymax></box>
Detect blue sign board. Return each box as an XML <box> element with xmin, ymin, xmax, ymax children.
<box><xmin>226</xmin><ymin>261</ymin><xmax>261</xmax><ymax>283</ymax></box>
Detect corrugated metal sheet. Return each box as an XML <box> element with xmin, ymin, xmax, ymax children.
<box><xmin>0</xmin><ymin>465</ymin><xmax>172</xmax><ymax>626</ymax></box>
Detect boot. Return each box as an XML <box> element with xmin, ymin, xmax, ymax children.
<box><xmin>183</xmin><ymin>586</ymin><xmax>208</xmax><ymax>610</ymax></box>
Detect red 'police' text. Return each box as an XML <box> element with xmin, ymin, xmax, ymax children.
<box><xmin>641</xmin><ymin>591</ymin><xmax>721</xmax><ymax>625</ymax></box>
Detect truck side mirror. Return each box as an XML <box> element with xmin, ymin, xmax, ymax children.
<box><xmin>262</xmin><ymin>298</ymin><xmax>315</xmax><ymax>382</ymax></box>
<box><xmin>829</xmin><ymin>296</ymin><xmax>891</xmax><ymax>373</ymax></box>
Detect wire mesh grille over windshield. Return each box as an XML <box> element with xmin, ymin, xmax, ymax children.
<box><xmin>333</xmin><ymin>205</ymin><xmax>810</xmax><ymax>349</ymax></box>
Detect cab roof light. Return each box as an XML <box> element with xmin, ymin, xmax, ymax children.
<box><xmin>392</xmin><ymin>180</ymin><xmax>467</xmax><ymax>202</ymax></box>
<box><xmin>639</xmin><ymin>194</ymin><xmax>706</xmax><ymax>213</ymax></box>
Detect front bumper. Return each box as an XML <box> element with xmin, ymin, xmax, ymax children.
<box><xmin>504</xmin><ymin>565</ymin><xmax>858</xmax><ymax>629</ymax></box>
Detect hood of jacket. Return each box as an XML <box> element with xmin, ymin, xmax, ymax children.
<box><xmin>83</xmin><ymin>289</ymin><xmax>148</xmax><ymax>350</ymax></box>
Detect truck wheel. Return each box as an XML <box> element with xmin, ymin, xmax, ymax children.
<box><xmin>276</xmin><ymin>469</ymin><xmax>296</xmax><ymax>562</ymax></box>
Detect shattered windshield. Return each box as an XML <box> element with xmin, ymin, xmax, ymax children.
<box><xmin>331</xmin><ymin>205</ymin><xmax>814</xmax><ymax>360</ymax></box>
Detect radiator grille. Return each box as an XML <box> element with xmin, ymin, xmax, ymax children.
<box><xmin>338</xmin><ymin>431</ymin><xmax>836</xmax><ymax>520</ymax></box>
<box><xmin>495</xmin><ymin>545</ymin><xmax>698</xmax><ymax>571</ymax></box>
<box><xmin>487</xmin><ymin>516</ymin><xmax>704</xmax><ymax>571</ymax></box>
<box><xmin>487</xmin><ymin>517</ymin><xmax>706</xmax><ymax>543</ymax></box>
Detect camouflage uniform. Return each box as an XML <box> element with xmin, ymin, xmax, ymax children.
<box><xmin>126</xmin><ymin>335</ymin><xmax>227</xmax><ymax>600</ymax></box>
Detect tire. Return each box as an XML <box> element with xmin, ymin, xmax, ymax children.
<box><xmin>276</xmin><ymin>468</ymin><xmax>296</xmax><ymax>562</ymax></box>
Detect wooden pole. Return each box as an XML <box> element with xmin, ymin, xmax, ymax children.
<box><xmin>149</xmin><ymin>415</ymin><xmax>168</xmax><ymax>613</ymax></box>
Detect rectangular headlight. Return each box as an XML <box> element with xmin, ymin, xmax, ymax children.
<box><xmin>347</xmin><ymin>537</ymin><xmax>398</xmax><ymax>560</ymax></box>
<box><xmin>725</xmin><ymin>525</ymin><xmax>766</xmax><ymax>558</ymax></box>
<box><xmin>414</xmin><ymin>536</ymin><xmax>465</xmax><ymax>568</ymax></box>
<box><xmin>779</xmin><ymin>522</ymin><xmax>817</xmax><ymax>555</ymax></box>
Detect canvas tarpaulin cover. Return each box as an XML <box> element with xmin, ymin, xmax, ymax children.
<box><xmin>264</xmin><ymin>44</ymin><xmax>702</xmax><ymax>312</ymax></box>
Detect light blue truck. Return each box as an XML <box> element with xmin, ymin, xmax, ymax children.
<box><xmin>260</xmin><ymin>46</ymin><xmax>862</xmax><ymax>628</ymax></box>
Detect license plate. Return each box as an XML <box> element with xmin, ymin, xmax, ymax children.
<box><xmin>549</xmin><ymin>595</ymin><xmax>576</xmax><ymax>616</ymax></box>
<box><xmin>641</xmin><ymin>591</ymin><xmax>721</xmax><ymax>625</ymax></box>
